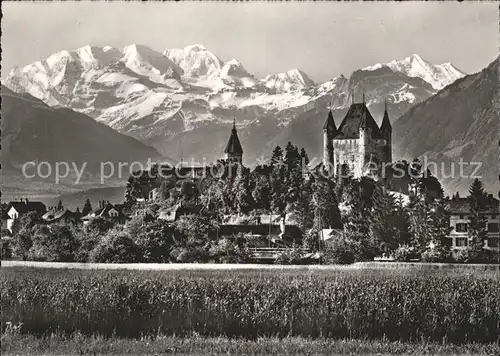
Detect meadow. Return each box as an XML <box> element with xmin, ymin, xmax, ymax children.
<box><xmin>2</xmin><ymin>265</ymin><xmax>499</xmax><ymax>350</ymax></box>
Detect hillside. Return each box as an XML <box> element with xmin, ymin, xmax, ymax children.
<box><xmin>393</xmin><ymin>57</ymin><xmax>499</xmax><ymax>195</ymax></box>
<box><xmin>1</xmin><ymin>86</ymin><xmax>166</xmax><ymax>199</ymax></box>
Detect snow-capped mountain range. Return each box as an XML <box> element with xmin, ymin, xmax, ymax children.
<box><xmin>363</xmin><ymin>54</ymin><xmax>465</xmax><ymax>90</ymax></box>
<box><xmin>4</xmin><ymin>44</ymin><xmax>466</xmax><ymax>164</ymax></box>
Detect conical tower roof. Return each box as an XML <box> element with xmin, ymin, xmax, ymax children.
<box><xmin>224</xmin><ymin>119</ymin><xmax>243</xmax><ymax>154</ymax></box>
<box><xmin>323</xmin><ymin>110</ymin><xmax>337</xmax><ymax>139</ymax></box>
<box><xmin>380</xmin><ymin>102</ymin><xmax>392</xmax><ymax>132</ymax></box>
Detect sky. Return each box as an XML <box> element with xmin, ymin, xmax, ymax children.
<box><xmin>2</xmin><ymin>2</ymin><xmax>498</xmax><ymax>82</ymax></box>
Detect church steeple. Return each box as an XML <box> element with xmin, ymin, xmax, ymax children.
<box><xmin>224</xmin><ymin>117</ymin><xmax>243</xmax><ymax>163</ymax></box>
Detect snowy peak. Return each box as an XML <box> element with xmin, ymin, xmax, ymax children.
<box><xmin>263</xmin><ymin>68</ymin><xmax>315</xmax><ymax>92</ymax></box>
<box><xmin>363</xmin><ymin>54</ymin><xmax>466</xmax><ymax>90</ymax></box>
<box><xmin>163</xmin><ymin>44</ymin><xmax>223</xmax><ymax>78</ymax></box>
<box><xmin>121</xmin><ymin>44</ymin><xmax>183</xmax><ymax>84</ymax></box>
<box><xmin>74</xmin><ymin>45</ymin><xmax>122</xmax><ymax>69</ymax></box>
<box><xmin>220</xmin><ymin>59</ymin><xmax>251</xmax><ymax>77</ymax></box>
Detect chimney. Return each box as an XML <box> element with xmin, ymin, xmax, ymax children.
<box><xmin>25</xmin><ymin>198</ymin><xmax>29</xmax><ymax>204</ymax></box>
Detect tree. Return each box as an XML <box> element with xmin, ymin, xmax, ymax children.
<box><xmin>131</xmin><ymin>219</ymin><xmax>176</xmax><ymax>263</ymax></box>
<box><xmin>422</xmin><ymin>198</ymin><xmax>452</xmax><ymax>262</ymax></box>
<box><xmin>407</xmin><ymin>194</ymin><xmax>432</xmax><ymax>253</ymax></box>
<box><xmin>57</xmin><ymin>200</ymin><xmax>64</xmax><ymax>211</ymax></box>
<box><xmin>89</xmin><ymin>228</ymin><xmax>141</xmax><ymax>263</ymax></box>
<box><xmin>11</xmin><ymin>228</ymin><xmax>32</xmax><ymax>261</ymax></box>
<box><xmin>180</xmin><ymin>179</ymin><xmax>200</xmax><ymax>204</ymax></box>
<box><xmin>252</xmin><ymin>175</ymin><xmax>272</xmax><ymax>211</ymax></box>
<box><xmin>299</xmin><ymin>148</ymin><xmax>309</xmax><ymax>167</ymax></box>
<box><xmin>209</xmin><ymin>237</ymin><xmax>251</xmax><ymax>263</ymax></box>
<box><xmin>28</xmin><ymin>224</ymin><xmax>78</xmax><ymax>262</ymax></box>
<box><xmin>85</xmin><ymin>216</ymin><xmax>115</xmax><ymax>237</ymax></box>
<box><xmin>270</xmin><ymin>145</ymin><xmax>283</xmax><ymax>167</ymax></box>
<box><xmin>341</xmin><ymin>177</ymin><xmax>379</xmax><ymax>260</ymax></box>
<box><xmin>270</xmin><ymin>162</ymin><xmax>286</xmax><ymax>215</ymax></box>
<box><xmin>312</xmin><ymin>177</ymin><xmax>341</xmax><ymax>230</ymax></box>
<box><xmin>125</xmin><ymin>168</ymin><xmax>159</xmax><ymax>202</ymax></box>
<box><xmin>284</xmin><ymin>142</ymin><xmax>300</xmax><ymax>171</ymax></box>
<box><xmin>467</xmin><ymin>179</ymin><xmax>488</xmax><ymax>261</ymax></box>
<box><xmin>233</xmin><ymin>167</ymin><xmax>255</xmax><ymax>214</ymax></box>
<box><xmin>10</xmin><ymin>211</ymin><xmax>42</xmax><ymax>237</ymax></box>
<box><xmin>322</xmin><ymin>231</ymin><xmax>362</xmax><ymax>265</ymax></box>
<box><xmin>82</xmin><ymin>199</ymin><xmax>93</xmax><ymax>216</ymax></box>
<box><xmin>369</xmin><ymin>187</ymin><xmax>400</xmax><ymax>255</ymax></box>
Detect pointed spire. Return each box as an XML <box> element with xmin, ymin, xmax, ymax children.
<box><xmin>224</xmin><ymin>116</ymin><xmax>243</xmax><ymax>155</ymax></box>
<box><xmin>381</xmin><ymin>100</ymin><xmax>392</xmax><ymax>132</ymax></box>
<box><xmin>323</xmin><ymin>109</ymin><xmax>336</xmax><ymax>135</ymax></box>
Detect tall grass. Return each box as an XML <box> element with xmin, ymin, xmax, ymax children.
<box><xmin>1</xmin><ymin>268</ymin><xmax>499</xmax><ymax>343</ymax></box>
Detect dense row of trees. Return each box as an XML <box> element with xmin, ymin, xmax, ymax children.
<box><xmin>2</xmin><ymin>142</ymin><xmax>498</xmax><ymax>264</ymax></box>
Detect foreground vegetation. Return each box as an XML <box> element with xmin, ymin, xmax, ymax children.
<box><xmin>3</xmin><ymin>331</ymin><xmax>499</xmax><ymax>355</ymax></box>
<box><xmin>2</xmin><ymin>267</ymin><xmax>499</xmax><ymax>345</ymax></box>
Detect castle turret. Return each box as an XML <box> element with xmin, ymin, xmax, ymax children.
<box><xmin>323</xmin><ymin>110</ymin><xmax>336</xmax><ymax>173</ymax></box>
<box><xmin>380</xmin><ymin>102</ymin><xmax>392</xmax><ymax>163</ymax></box>
<box><xmin>358</xmin><ymin>108</ymin><xmax>372</xmax><ymax>177</ymax></box>
<box><xmin>224</xmin><ymin>118</ymin><xmax>243</xmax><ymax>164</ymax></box>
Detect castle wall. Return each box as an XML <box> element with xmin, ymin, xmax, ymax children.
<box><xmin>332</xmin><ymin>135</ymin><xmax>390</xmax><ymax>178</ymax></box>
<box><xmin>333</xmin><ymin>138</ymin><xmax>364</xmax><ymax>177</ymax></box>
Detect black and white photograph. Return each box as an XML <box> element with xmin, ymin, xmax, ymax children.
<box><xmin>1</xmin><ymin>2</ymin><xmax>499</xmax><ymax>355</ymax></box>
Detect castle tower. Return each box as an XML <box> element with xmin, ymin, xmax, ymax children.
<box><xmin>380</xmin><ymin>102</ymin><xmax>392</xmax><ymax>163</ymax></box>
<box><xmin>224</xmin><ymin>118</ymin><xmax>243</xmax><ymax>164</ymax></box>
<box><xmin>322</xmin><ymin>110</ymin><xmax>336</xmax><ymax>174</ymax></box>
<box><xmin>358</xmin><ymin>109</ymin><xmax>372</xmax><ymax>177</ymax></box>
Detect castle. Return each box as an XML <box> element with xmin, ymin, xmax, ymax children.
<box><xmin>323</xmin><ymin>99</ymin><xmax>392</xmax><ymax>178</ymax></box>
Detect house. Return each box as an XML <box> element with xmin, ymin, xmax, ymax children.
<box><xmin>42</xmin><ymin>208</ymin><xmax>80</xmax><ymax>224</ymax></box>
<box><xmin>6</xmin><ymin>199</ymin><xmax>47</xmax><ymax>232</ymax></box>
<box><xmin>148</xmin><ymin>188</ymin><xmax>160</xmax><ymax>201</ymax></box>
<box><xmin>158</xmin><ymin>203</ymin><xmax>205</xmax><ymax>222</ymax></box>
<box><xmin>80</xmin><ymin>200</ymin><xmax>127</xmax><ymax>225</ymax></box>
<box><xmin>447</xmin><ymin>195</ymin><xmax>499</xmax><ymax>251</ymax></box>
<box><xmin>2</xmin><ymin>210</ymin><xmax>10</xmax><ymax>232</ymax></box>
<box><xmin>219</xmin><ymin>213</ymin><xmax>303</xmax><ymax>244</ymax></box>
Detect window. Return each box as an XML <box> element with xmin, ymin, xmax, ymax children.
<box><xmin>455</xmin><ymin>237</ymin><xmax>468</xmax><ymax>247</ymax></box>
<box><xmin>455</xmin><ymin>223</ymin><xmax>468</xmax><ymax>233</ymax></box>
<box><xmin>487</xmin><ymin>238</ymin><xmax>499</xmax><ymax>248</ymax></box>
<box><xmin>487</xmin><ymin>223</ymin><xmax>499</xmax><ymax>233</ymax></box>
<box><xmin>459</xmin><ymin>215</ymin><xmax>465</xmax><ymax>220</ymax></box>
<box><xmin>491</xmin><ymin>214</ymin><xmax>498</xmax><ymax>219</ymax></box>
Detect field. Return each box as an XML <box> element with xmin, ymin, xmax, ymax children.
<box><xmin>2</xmin><ymin>265</ymin><xmax>500</xmax><ymax>355</ymax></box>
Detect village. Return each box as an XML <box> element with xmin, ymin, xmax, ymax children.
<box><xmin>3</xmin><ymin>100</ymin><xmax>499</xmax><ymax>264</ymax></box>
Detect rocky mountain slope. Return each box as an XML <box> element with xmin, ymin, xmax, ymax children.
<box><xmin>393</xmin><ymin>57</ymin><xmax>499</xmax><ymax>195</ymax></box>
<box><xmin>363</xmin><ymin>54</ymin><xmax>465</xmax><ymax>90</ymax></box>
<box><xmin>4</xmin><ymin>45</ymin><xmax>464</xmax><ymax>167</ymax></box>
<box><xmin>1</xmin><ymin>86</ymin><xmax>165</xmax><ymax>199</ymax></box>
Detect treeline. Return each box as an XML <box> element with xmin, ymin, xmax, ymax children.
<box><xmin>2</xmin><ymin>142</ymin><xmax>498</xmax><ymax>264</ymax></box>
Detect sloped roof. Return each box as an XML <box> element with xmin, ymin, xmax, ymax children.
<box><xmin>323</xmin><ymin>110</ymin><xmax>337</xmax><ymax>131</ymax></box>
<box><xmin>8</xmin><ymin>201</ymin><xmax>47</xmax><ymax>215</ymax></box>
<box><xmin>81</xmin><ymin>203</ymin><xmax>125</xmax><ymax>220</ymax></box>
<box><xmin>448</xmin><ymin>197</ymin><xmax>499</xmax><ymax>214</ymax></box>
<box><xmin>334</xmin><ymin>103</ymin><xmax>383</xmax><ymax>139</ymax></box>
<box><xmin>380</xmin><ymin>107</ymin><xmax>392</xmax><ymax>133</ymax></box>
<box><xmin>224</xmin><ymin>124</ymin><xmax>243</xmax><ymax>154</ymax></box>
<box><xmin>42</xmin><ymin>209</ymin><xmax>78</xmax><ymax>222</ymax></box>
